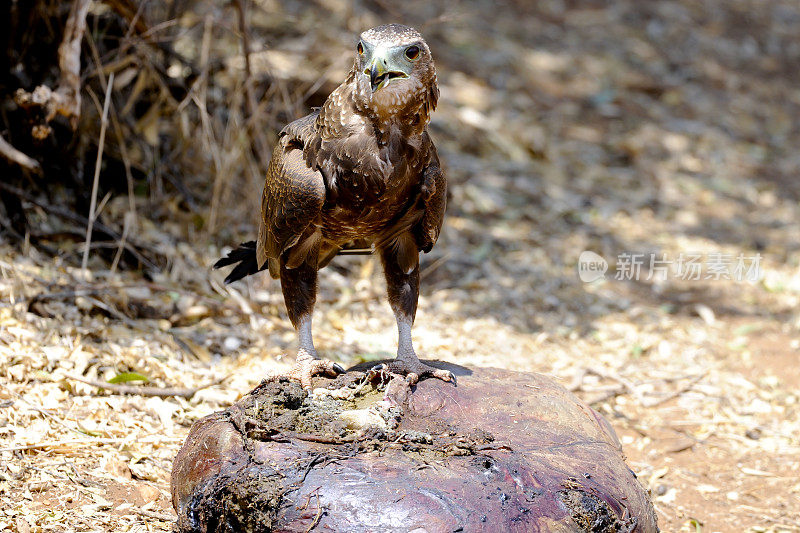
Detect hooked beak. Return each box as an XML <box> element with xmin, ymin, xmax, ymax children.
<box><xmin>367</xmin><ymin>49</ymin><xmax>410</xmax><ymax>93</ymax></box>
<box><xmin>370</xmin><ymin>61</ymin><xmax>386</xmax><ymax>93</ymax></box>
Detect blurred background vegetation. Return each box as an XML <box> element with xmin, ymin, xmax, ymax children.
<box><xmin>1</xmin><ymin>1</ymin><xmax>799</xmax><ymax>531</ymax></box>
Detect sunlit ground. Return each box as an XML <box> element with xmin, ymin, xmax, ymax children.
<box><xmin>2</xmin><ymin>1</ymin><xmax>799</xmax><ymax>531</ymax></box>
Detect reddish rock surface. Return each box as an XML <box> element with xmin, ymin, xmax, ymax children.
<box><xmin>172</xmin><ymin>363</ymin><xmax>658</xmax><ymax>532</ymax></box>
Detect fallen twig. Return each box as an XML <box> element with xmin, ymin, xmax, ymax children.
<box><xmin>27</xmin><ymin>287</ymin><xmax>117</xmax><ymax>306</ymax></box>
<box><xmin>281</xmin><ymin>431</ymin><xmax>356</xmax><ymax>445</ymax></box>
<box><xmin>65</xmin><ymin>373</ymin><xmax>229</xmax><ymax>399</ymax></box>
<box><xmin>0</xmin><ymin>435</ymin><xmax>183</xmax><ymax>453</ymax></box>
<box><xmin>84</xmin><ymin>295</ymin><xmax>146</xmax><ymax>330</ymax></box>
<box><xmin>640</xmin><ymin>372</ymin><xmax>707</xmax><ymax>408</ymax></box>
<box><xmin>300</xmin><ymin>454</ymin><xmax>326</xmax><ymax>483</ymax></box>
<box><xmin>586</xmin><ymin>367</ymin><xmax>639</xmax><ymax>397</ymax></box>
<box><xmin>134</xmin><ymin>509</ymin><xmax>176</xmax><ymax>522</ymax></box>
<box><xmin>585</xmin><ymin>387</ymin><xmax>629</xmax><ymax>406</ymax></box>
<box><xmin>0</xmin><ymin>181</ymin><xmax>159</xmax><ymax>270</ymax></box>
<box><xmin>0</xmin><ymin>135</ymin><xmax>41</xmax><ymax>173</ymax></box>
<box><xmin>307</xmin><ymin>491</ymin><xmax>323</xmax><ymax>533</ymax></box>
<box><xmin>570</xmin><ymin>367</ymin><xmax>645</xmax><ymax>405</ymax></box>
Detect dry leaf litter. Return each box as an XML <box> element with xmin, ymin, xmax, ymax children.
<box><xmin>1</xmin><ymin>1</ymin><xmax>800</xmax><ymax>532</ymax></box>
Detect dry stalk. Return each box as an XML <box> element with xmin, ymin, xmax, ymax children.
<box><xmin>194</xmin><ymin>14</ymin><xmax>227</xmax><ymax>235</ymax></box>
<box><xmin>83</xmin><ymin>29</ymin><xmax>139</xmax><ymax>272</ymax></box>
<box><xmin>81</xmin><ymin>72</ymin><xmax>115</xmax><ymax>273</ymax></box>
<box><xmin>110</xmin><ymin>211</ymin><xmax>134</xmax><ymax>274</ymax></box>
<box><xmin>233</xmin><ymin>0</ymin><xmax>270</xmax><ymax>168</ymax></box>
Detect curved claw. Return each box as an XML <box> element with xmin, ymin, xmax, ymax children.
<box><xmin>366</xmin><ymin>363</ymin><xmax>389</xmax><ymax>383</ymax></box>
<box><xmin>419</xmin><ymin>366</ymin><xmax>454</xmax><ymax>385</ymax></box>
<box><xmin>382</xmin><ymin>358</ymin><xmax>455</xmax><ymax>385</ymax></box>
<box><xmin>405</xmin><ymin>372</ymin><xmax>420</xmax><ymax>386</ymax></box>
<box><xmin>281</xmin><ymin>356</ymin><xmax>345</xmax><ymax>390</ymax></box>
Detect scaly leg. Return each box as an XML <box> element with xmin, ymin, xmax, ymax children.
<box><xmin>278</xmin><ymin>257</ymin><xmax>343</xmax><ymax>389</ymax></box>
<box><xmin>375</xmin><ymin>242</ymin><xmax>453</xmax><ymax>386</ymax></box>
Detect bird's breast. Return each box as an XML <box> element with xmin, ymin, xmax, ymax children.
<box><xmin>319</xmin><ymin>163</ymin><xmax>422</xmax><ymax>244</ymax></box>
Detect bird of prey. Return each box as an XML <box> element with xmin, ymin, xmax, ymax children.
<box><xmin>215</xmin><ymin>24</ymin><xmax>452</xmax><ymax>390</ymax></box>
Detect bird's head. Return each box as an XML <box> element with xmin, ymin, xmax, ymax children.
<box><xmin>352</xmin><ymin>24</ymin><xmax>438</xmax><ymax>122</ymax></box>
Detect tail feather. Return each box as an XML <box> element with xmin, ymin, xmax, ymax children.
<box><xmin>215</xmin><ymin>238</ymin><xmax>376</xmax><ymax>284</ymax></box>
<box><xmin>214</xmin><ymin>241</ymin><xmax>265</xmax><ymax>284</ymax></box>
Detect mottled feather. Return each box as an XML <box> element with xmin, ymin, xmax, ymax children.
<box><xmin>213</xmin><ymin>23</ymin><xmax>452</xmax><ymax>390</ymax></box>
<box><xmin>219</xmin><ymin>22</ymin><xmax>445</xmax><ymax>285</ymax></box>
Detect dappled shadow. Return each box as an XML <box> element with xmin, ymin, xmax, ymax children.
<box><xmin>4</xmin><ymin>3</ymin><xmax>800</xmax><ymax>532</ymax></box>
<box><xmin>3</xmin><ymin>0</ymin><xmax>797</xmax><ymax>338</ymax></box>
<box><xmin>394</xmin><ymin>0</ymin><xmax>800</xmax><ymax>334</ymax></box>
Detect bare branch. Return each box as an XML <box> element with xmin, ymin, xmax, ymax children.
<box><xmin>55</xmin><ymin>0</ymin><xmax>92</xmax><ymax>127</ymax></box>
<box><xmin>0</xmin><ymin>135</ymin><xmax>41</xmax><ymax>173</ymax></box>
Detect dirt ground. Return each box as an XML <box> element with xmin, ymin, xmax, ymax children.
<box><xmin>1</xmin><ymin>1</ymin><xmax>799</xmax><ymax>532</ymax></box>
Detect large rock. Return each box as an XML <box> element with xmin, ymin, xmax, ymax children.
<box><xmin>171</xmin><ymin>363</ymin><xmax>658</xmax><ymax>532</ymax></box>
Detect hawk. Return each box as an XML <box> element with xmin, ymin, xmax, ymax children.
<box><xmin>215</xmin><ymin>24</ymin><xmax>452</xmax><ymax>389</ymax></box>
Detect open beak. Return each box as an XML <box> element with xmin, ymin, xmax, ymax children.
<box><xmin>367</xmin><ymin>50</ymin><xmax>410</xmax><ymax>92</ymax></box>
<box><xmin>370</xmin><ymin>61</ymin><xmax>387</xmax><ymax>93</ymax></box>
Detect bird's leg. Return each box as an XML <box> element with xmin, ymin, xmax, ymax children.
<box><xmin>278</xmin><ymin>258</ymin><xmax>344</xmax><ymax>390</ymax></box>
<box><xmin>374</xmin><ymin>243</ymin><xmax>453</xmax><ymax>389</ymax></box>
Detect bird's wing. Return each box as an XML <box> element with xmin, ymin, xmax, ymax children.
<box><xmin>414</xmin><ymin>142</ymin><xmax>447</xmax><ymax>253</ymax></box>
<box><xmin>256</xmin><ymin>114</ymin><xmax>325</xmax><ymax>269</ymax></box>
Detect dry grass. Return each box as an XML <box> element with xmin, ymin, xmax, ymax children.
<box><xmin>2</xmin><ymin>1</ymin><xmax>800</xmax><ymax>532</ymax></box>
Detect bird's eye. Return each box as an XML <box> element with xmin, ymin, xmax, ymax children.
<box><xmin>357</xmin><ymin>42</ymin><xmax>364</xmax><ymax>55</ymax></box>
<box><xmin>405</xmin><ymin>45</ymin><xmax>420</xmax><ymax>60</ymax></box>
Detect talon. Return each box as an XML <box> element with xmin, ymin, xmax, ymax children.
<box><xmin>277</xmin><ymin>354</ymin><xmax>344</xmax><ymax>389</ymax></box>
<box><xmin>367</xmin><ymin>363</ymin><xmax>386</xmax><ymax>380</ymax></box>
<box><xmin>382</xmin><ymin>356</ymin><xmax>453</xmax><ymax>387</ymax></box>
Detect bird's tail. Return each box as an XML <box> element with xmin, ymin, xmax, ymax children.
<box><xmin>213</xmin><ymin>241</ymin><xmax>265</xmax><ymax>284</ymax></box>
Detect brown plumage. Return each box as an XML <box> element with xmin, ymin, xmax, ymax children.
<box><xmin>215</xmin><ymin>24</ymin><xmax>452</xmax><ymax>389</ymax></box>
